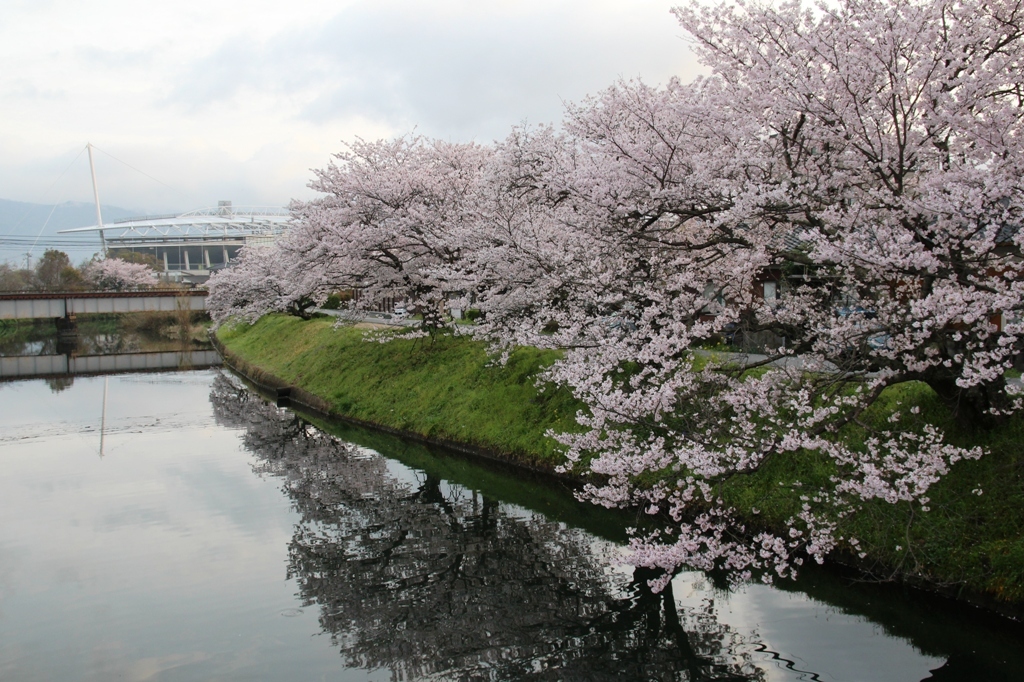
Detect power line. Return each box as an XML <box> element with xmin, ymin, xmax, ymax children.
<box><xmin>91</xmin><ymin>144</ymin><xmax>186</xmax><ymax>199</ymax></box>
<box><xmin>0</xmin><ymin>237</ymin><xmax>108</xmax><ymax>247</ymax></box>
<box><xmin>2</xmin><ymin>146</ymin><xmax>88</xmax><ymax>239</ymax></box>
<box><xmin>27</xmin><ymin>199</ymin><xmax>65</xmax><ymax>256</ymax></box>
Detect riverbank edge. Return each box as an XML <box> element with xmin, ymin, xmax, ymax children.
<box><xmin>210</xmin><ymin>326</ymin><xmax>1024</xmax><ymax>622</ymax></box>
<box><xmin>209</xmin><ymin>331</ymin><xmax>582</xmax><ymax>487</ymax></box>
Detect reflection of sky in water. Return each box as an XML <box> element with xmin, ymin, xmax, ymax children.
<box><xmin>0</xmin><ymin>372</ymin><xmax>389</xmax><ymax>682</ymax></box>
<box><xmin>0</xmin><ymin>370</ymin><xmax>975</xmax><ymax>681</ymax></box>
<box><xmin>672</xmin><ymin>575</ymin><xmax>942</xmax><ymax>681</ymax></box>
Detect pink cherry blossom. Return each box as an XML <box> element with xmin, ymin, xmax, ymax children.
<box><xmin>83</xmin><ymin>257</ymin><xmax>158</xmax><ymax>291</ymax></box>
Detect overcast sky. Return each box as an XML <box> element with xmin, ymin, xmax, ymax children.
<box><xmin>2</xmin><ymin>0</ymin><xmax>703</xmax><ymax>213</ymax></box>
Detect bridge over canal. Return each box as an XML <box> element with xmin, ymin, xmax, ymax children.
<box><xmin>0</xmin><ymin>290</ymin><xmax>207</xmax><ymax>320</ymax></box>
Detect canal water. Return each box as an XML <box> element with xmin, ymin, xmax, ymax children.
<box><xmin>0</xmin><ymin>361</ymin><xmax>1021</xmax><ymax>679</ymax></box>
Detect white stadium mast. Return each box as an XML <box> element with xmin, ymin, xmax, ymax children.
<box><xmin>86</xmin><ymin>142</ymin><xmax>107</xmax><ymax>255</ymax></box>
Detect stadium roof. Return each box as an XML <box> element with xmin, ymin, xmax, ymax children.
<box><xmin>58</xmin><ymin>205</ymin><xmax>291</xmax><ymax>240</ymax></box>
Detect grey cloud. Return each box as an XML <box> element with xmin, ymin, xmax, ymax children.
<box><xmin>169</xmin><ymin>1</ymin><xmax>688</xmax><ymax>141</ymax></box>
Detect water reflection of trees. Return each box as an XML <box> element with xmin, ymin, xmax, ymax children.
<box><xmin>0</xmin><ymin>320</ymin><xmax>213</xmax><ymax>359</ymax></box>
<box><xmin>0</xmin><ymin>326</ymin><xmax>140</xmax><ymax>357</ymax></box>
<box><xmin>210</xmin><ymin>372</ymin><xmax>766</xmax><ymax>682</ymax></box>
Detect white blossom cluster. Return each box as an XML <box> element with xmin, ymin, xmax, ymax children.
<box><xmin>82</xmin><ymin>257</ymin><xmax>158</xmax><ymax>291</ymax></box>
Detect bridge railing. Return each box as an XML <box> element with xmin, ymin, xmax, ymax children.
<box><xmin>0</xmin><ymin>289</ymin><xmax>207</xmax><ymax>300</ymax></box>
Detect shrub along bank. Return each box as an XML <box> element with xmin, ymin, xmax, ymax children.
<box><xmin>216</xmin><ymin>314</ymin><xmax>1024</xmax><ymax>614</ymax></box>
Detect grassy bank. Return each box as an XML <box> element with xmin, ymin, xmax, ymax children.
<box><xmin>216</xmin><ymin>315</ymin><xmax>581</xmax><ymax>467</ymax></box>
<box><xmin>217</xmin><ymin>314</ymin><xmax>1024</xmax><ymax>611</ymax></box>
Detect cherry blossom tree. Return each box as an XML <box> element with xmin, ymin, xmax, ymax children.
<box><xmin>82</xmin><ymin>257</ymin><xmax>157</xmax><ymax>291</ymax></box>
<box><xmin>672</xmin><ymin>0</ymin><xmax>1024</xmax><ymax>423</ymax></box>
<box><xmin>209</xmin><ymin>0</ymin><xmax>1024</xmax><ymax>587</ymax></box>
<box><xmin>441</xmin><ymin>125</ymin><xmax>608</xmax><ymax>340</ymax></box>
<box><xmin>463</xmin><ymin>0</ymin><xmax>1024</xmax><ymax>585</ymax></box>
<box><xmin>290</xmin><ymin>135</ymin><xmax>492</xmax><ymax>329</ymax></box>
<box><xmin>205</xmin><ymin>239</ymin><xmax>330</xmax><ymax>327</ymax></box>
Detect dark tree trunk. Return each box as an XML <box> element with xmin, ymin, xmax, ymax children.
<box><xmin>288</xmin><ymin>297</ymin><xmax>316</xmax><ymax>320</ymax></box>
<box><xmin>923</xmin><ymin>373</ymin><xmax>1011</xmax><ymax>430</ymax></box>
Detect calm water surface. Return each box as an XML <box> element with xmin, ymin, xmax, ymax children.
<box><xmin>0</xmin><ymin>368</ymin><xmax>1020</xmax><ymax>681</ymax></box>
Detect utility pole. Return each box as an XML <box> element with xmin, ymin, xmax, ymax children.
<box><xmin>87</xmin><ymin>143</ymin><xmax>107</xmax><ymax>256</ymax></box>
<box><xmin>24</xmin><ymin>252</ymin><xmax>32</xmax><ymax>270</ymax></box>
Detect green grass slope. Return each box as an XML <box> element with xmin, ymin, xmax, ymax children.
<box><xmin>217</xmin><ymin>315</ymin><xmax>581</xmax><ymax>466</ymax></box>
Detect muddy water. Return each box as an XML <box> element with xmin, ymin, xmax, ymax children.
<box><xmin>0</xmin><ymin>368</ymin><xmax>1020</xmax><ymax>681</ymax></box>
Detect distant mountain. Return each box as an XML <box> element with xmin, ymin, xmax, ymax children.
<box><xmin>0</xmin><ymin>199</ymin><xmax>160</xmax><ymax>265</ymax></box>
